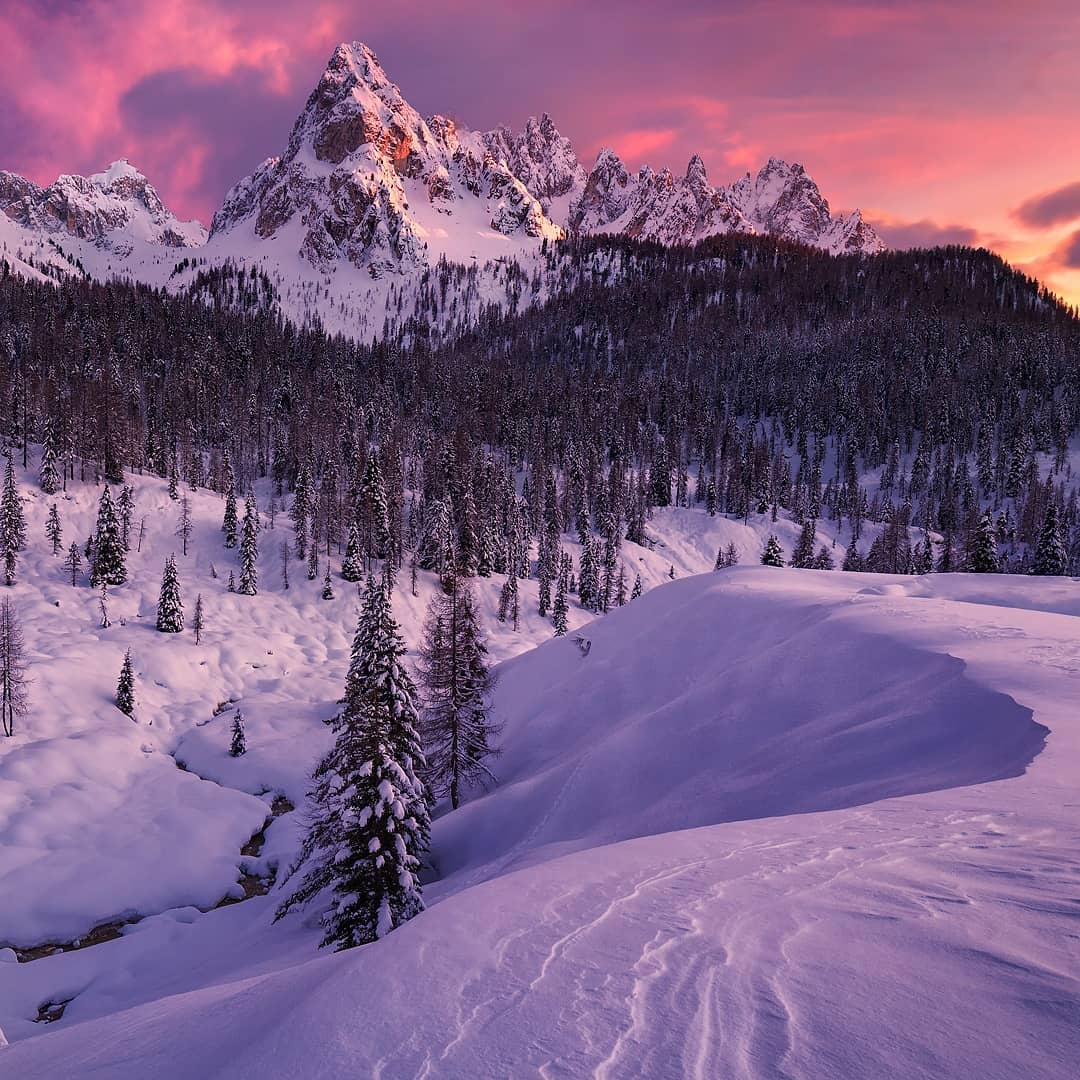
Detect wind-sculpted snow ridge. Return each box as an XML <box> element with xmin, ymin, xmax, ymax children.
<box><xmin>3</xmin><ymin>552</ymin><xmax>1078</xmax><ymax>1078</ymax></box>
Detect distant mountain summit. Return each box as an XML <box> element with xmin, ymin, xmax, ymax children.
<box><xmin>209</xmin><ymin>42</ymin><xmax>562</xmax><ymax>274</ymax></box>
<box><xmin>0</xmin><ymin>159</ymin><xmax>205</xmax><ymax>252</ymax></box>
<box><xmin>209</xmin><ymin>41</ymin><xmax>881</xmax><ymax>272</ymax></box>
<box><xmin>0</xmin><ymin>40</ymin><xmax>881</xmax><ymax>297</ymax></box>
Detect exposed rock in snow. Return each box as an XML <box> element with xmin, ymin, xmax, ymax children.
<box><xmin>209</xmin><ymin>43</ymin><xmax>563</xmax><ymax>273</ymax></box>
<box><xmin>0</xmin><ymin>159</ymin><xmax>205</xmax><ymax>250</ymax></box>
<box><xmin>0</xmin><ymin>40</ymin><xmax>883</xmax><ymax>302</ymax></box>
<box><xmin>571</xmin><ymin>149</ymin><xmax>881</xmax><ymax>255</ymax></box>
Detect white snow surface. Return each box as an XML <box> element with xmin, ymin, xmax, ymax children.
<box><xmin>0</xmin><ymin>457</ymin><xmax>1077</xmax><ymax>1078</ymax></box>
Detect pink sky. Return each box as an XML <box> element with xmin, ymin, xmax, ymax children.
<box><xmin>3</xmin><ymin>0</ymin><xmax>1079</xmax><ymax>304</ymax></box>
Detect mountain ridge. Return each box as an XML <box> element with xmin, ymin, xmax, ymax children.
<box><xmin>1</xmin><ymin>40</ymin><xmax>881</xmax><ymax>288</ymax></box>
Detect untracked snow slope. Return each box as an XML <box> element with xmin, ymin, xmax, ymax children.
<box><xmin>2</xmin><ymin>560</ymin><xmax>1078</xmax><ymax>1078</ymax></box>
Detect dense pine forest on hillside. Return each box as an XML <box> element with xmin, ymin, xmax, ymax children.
<box><xmin>1</xmin><ymin>236</ymin><xmax>1078</xmax><ymax>582</ymax></box>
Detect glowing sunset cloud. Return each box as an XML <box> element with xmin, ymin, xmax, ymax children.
<box><xmin>3</xmin><ymin>0</ymin><xmax>1078</xmax><ymax>304</ymax></box>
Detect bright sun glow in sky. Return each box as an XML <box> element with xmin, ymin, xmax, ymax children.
<box><xmin>3</xmin><ymin>0</ymin><xmax>1079</xmax><ymax>306</ymax></box>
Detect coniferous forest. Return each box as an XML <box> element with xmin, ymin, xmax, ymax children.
<box><xmin>2</xmin><ymin>236</ymin><xmax>1078</xmax><ymax>584</ymax></box>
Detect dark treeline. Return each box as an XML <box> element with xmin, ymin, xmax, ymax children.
<box><xmin>1</xmin><ymin>234</ymin><xmax>1079</xmax><ymax>599</ymax></box>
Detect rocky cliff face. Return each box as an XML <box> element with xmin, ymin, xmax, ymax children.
<box><xmin>0</xmin><ymin>159</ymin><xmax>205</xmax><ymax>250</ymax></box>
<box><xmin>210</xmin><ymin>43</ymin><xmax>563</xmax><ymax>273</ymax></box>
<box><xmin>1</xmin><ymin>39</ymin><xmax>883</xmax><ymax>288</ymax></box>
<box><xmin>569</xmin><ymin>150</ymin><xmax>880</xmax><ymax>255</ymax></box>
<box><xmin>210</xmin><ymin>42</ymin><xmax>881</xmax><ymax>273</ymax></box>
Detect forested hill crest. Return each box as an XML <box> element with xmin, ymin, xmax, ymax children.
<box><xmin>2</xmin><ymin>234</ymin><xmax>1079</xmax><ymax>586</ymax></box>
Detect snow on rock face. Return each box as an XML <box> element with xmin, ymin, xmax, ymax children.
<box><xmin>208</xmin><ymin>40</ymin><xmax>880</xmax><ymax>275</ymax></box>
<box><xmin>571</xmin><ymin>149</ymin><xmax>882</xmax><ymax>254</ymax></box>
<box><xmin>483</xmin><ymin>113</ymin><xmax>587</xmax><ymax>214</ymax></box>
<box><xmin>0</xmin><ymin>160</ymin><xmax>205</xmax><ymax>249</ymax></box>
<box><xmin>210</xmin><ymin>42</ymin><xmax>563</xmax><ymax>273</ymax></box>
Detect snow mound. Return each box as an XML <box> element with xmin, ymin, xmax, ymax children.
<box><xmin>5</xmin><ymin>568</ymin><xmax>1078</xmax><ymax>1079</ymax></box>
<box><xmin>434</xmin><ymin>568</ymin><xmax>1046</xmax><ymax>885</ymax></box>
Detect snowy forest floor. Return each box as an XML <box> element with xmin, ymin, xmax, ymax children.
<box><xmin>0</xmin><ymin>458</ymin><xmax>1078</xmax><ymax>1078</ymax></box>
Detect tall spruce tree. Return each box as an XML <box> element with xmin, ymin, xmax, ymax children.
<box><xmin>968</xmin><ymin>510</ymin><xmax>999</xmax><ymax>574</ymax></box>
<box><xmin>1032</xmin><ymin>502</ymin><xmax>1067</xmax><ymax>576</ymax></box>
<box><xmin>46</xmin><ymin>504</ymin><xmax>63</xmax><ymax>555</ymax></box>
<box><xmin>39</xmin><ymin>426</ymin><xmax>61</xmax><ymax>494</ymax></box>
<box><xmin>552</xmin><ymin>569</ymin><xmax>569</xmax><ymax>636</ymax></box>
<box><xmin>790</xmin><ymin>518</ymin><xmax>817</xmax><ymax>568</ymax></box>
<box><xmin>118</xmin><ymin>486</ymin><xmax>135</xmax><ymax>550</ymax></box>
<box><xmin>156</xmin><ymin>555</ymin><xmax>184</xmax><ymax>632</ymax></box>
<box><xmin>238</xmin><ymin>494</ymin><xmax>259</xmax><ymax>595</ymax></box>
<box><xmin>63</xmin><ymin>541</ymin><xmax>83</xmax><ymax>586</ymax></box>
<box><xmin>277</xmin><ymin>576</ymin><xmax>429</xmax><ymax>949</ymax></box>
<box><xmin>89</xmin><ymin>485</ymin><xmax>127</xmax><ymax>586</ymax></box>
<box><xmin>341</xmin><ymin>523</ymin><xmax>364</xmax><ymax>581</ymax></box>
<box><xmin>0</xmin><ymin>457</ymin><xmax>26</xmax><ymax>556</ymax></box>
<box><xmin>222</xmin><ymin>467</ymin><xmax>239</xmax><ymax>549</ymax></box>
<box><xmin>417</xmin><ymin>570</ymin><xmax>500</xmax><ymax>809</ymax></box>
<box><xmin>116</xmin><ymin>650</ymin><xmax>135</xmax><ymax>716</ymax></box>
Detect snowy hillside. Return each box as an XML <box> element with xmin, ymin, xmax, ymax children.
<box><xmin>0</xmin><ymin>449</ymin><xmax>1077</xmax><ymax>1077</ymax></box>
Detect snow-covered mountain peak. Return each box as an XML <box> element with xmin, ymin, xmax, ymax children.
<box><xmin>0</xmin><ymin>159</ymin><xmax>205</xmax><ymax>250</ymax></box>
<box><xmin>209</xmin><ymin>40</ymin><xmax>563</xmax><ymax>272</ymax></box>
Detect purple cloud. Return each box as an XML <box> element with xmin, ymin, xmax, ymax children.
<box><xmin>1013</xmin><ymin>181</ymin><xmax>1080</xmax><ymax>229</ymax></box>
<box><xmin>118</xmin><ymin>66</ymin><xmax>307</xmax><ymax>220</ymax></box>
<box><xmin>1059</xmin><ymin>229</ymin><xmax>1080</xmax><ymax>270</ymax></box>
<box><xmin>872</xmin><ymin>218</ymin><xmax>980</xmax><ymax>250</ymax></box>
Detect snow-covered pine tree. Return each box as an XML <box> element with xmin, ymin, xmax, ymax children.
<box><xmin>307</xmin><ymin>520</ymin><xmax>320</xmax><ymax>580</ymax></box>
<box><xmin>761</xmin><ymin>534</ymin><xmax>785</xmax><ymax>567</ymax></box>
<box><xmin>615</xmin><ymin>564</ymin><xmax>628</xmax><ymax>605</ymax></box>
<box><xmin>0</xmin><ymin>457</ymin><xmax>26</xmax><ymax>554</ymax></box>
<box><xmin>416</xmin><ymin>496</ymin><xmax>455</xmax><ymax>581</ymax></box>
<box><xmin>156</xmin><ymin>555</ymin><xmax>184</xmax><ymax>632</ymax></box>
<box><xmin>192</xmin><ymin>593</ymin><xmax>204</xmax><ymax>645</ymax></box>
<box><xmin>968</xmin><ymin>510</ymin><xmax>999</xmax><ymax>573</ymax></box>
<box><xmin>790</xmin><ymin>519</ymin><xmax>817</xmax><ymax>568</ymax></box>
<box><xmin>841</xmin><ymin>534</ymin><xmax>863</xmax><ymax>571</ymax></box>
<box><xmin>291</xmin><ymin>461</ymin><xmax>314</xmax><ymax>559</ymax></box>
<box><xmin>238</xmin><ymin>494</ymin><xmax>258</xmax><ymax>596</ymax></box>
<box><xmin>230</xmin><ymin>710</ymin><xmax>246</xmax><ymax>756</ymax></box>
<box><xmin>552</xmin><ymin>569</ymin><xmax>569</xmax><ymax>635</ymax></box>
<box><xmin>276</xmin><ymin>575</ymin><xmax>429</xmax><ymax>950</ymax></box>
<box><xmin>118</xmin><ymin>486</ymin><xmax>135</xmax><ymax>551</ymax></box>
<box><xmin>321</xmin><ymin>566</ymin><xmax>335</xmax><ymax>599</ymax></box>
<box><xmin>1032</xmin><ymin>501</ymin><xmax>1067</xmax><ymax>576</ymax></box>
<box><xmin>39</xmin><ymin>424</ymin><xmax>61</xmax><ymax>494</ymax></box>
<box><xmin>63</xmin><ymin>542</ymin><xmax>82</xmax><ymax>586</ymax></box>
<box><xmin>176</xmin><ymin>495</ymin><xmax>193</xmax><ymax>556</ymax></box>
<box><xmin>222</xmin><ymin>468</ymin><xmax>239</xmax><ymax>549</ymax></box>
<box><xmin>936</xmin><ymin>529</ymin><xmax>957</xmax><ymax>573</ymax></box>
<box><xmin>46</xmin><ymin>504</ymin><xmax>63</xmax><ymax>555</ymax></box>
<box><xmin>417</xmin><ymin>569</ymin><xmax>500</xmax><ymax>809</ymax></box>
<box><xmin>631</xmin><ymin>573</ymin><xmax>643</xmax><ymax>599</ymax></box>
<box><xmin>341</xmin><ymin>523</ymin><xmax>364</xmax><ymax>581</ymax></box>
<box><xmin>116</xmin><ymin>650</ymin><xmax>135</xmax><ymax>716</ymax></box>
<box><xmin>356</xmin><ymin>452</ymin><xmax>391</xmax><ymax>561</ymax></box>
<box><xmin>89</xmin><ymin>485</ymin><xmax>127</xmax><ymax>586</ymax></box>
